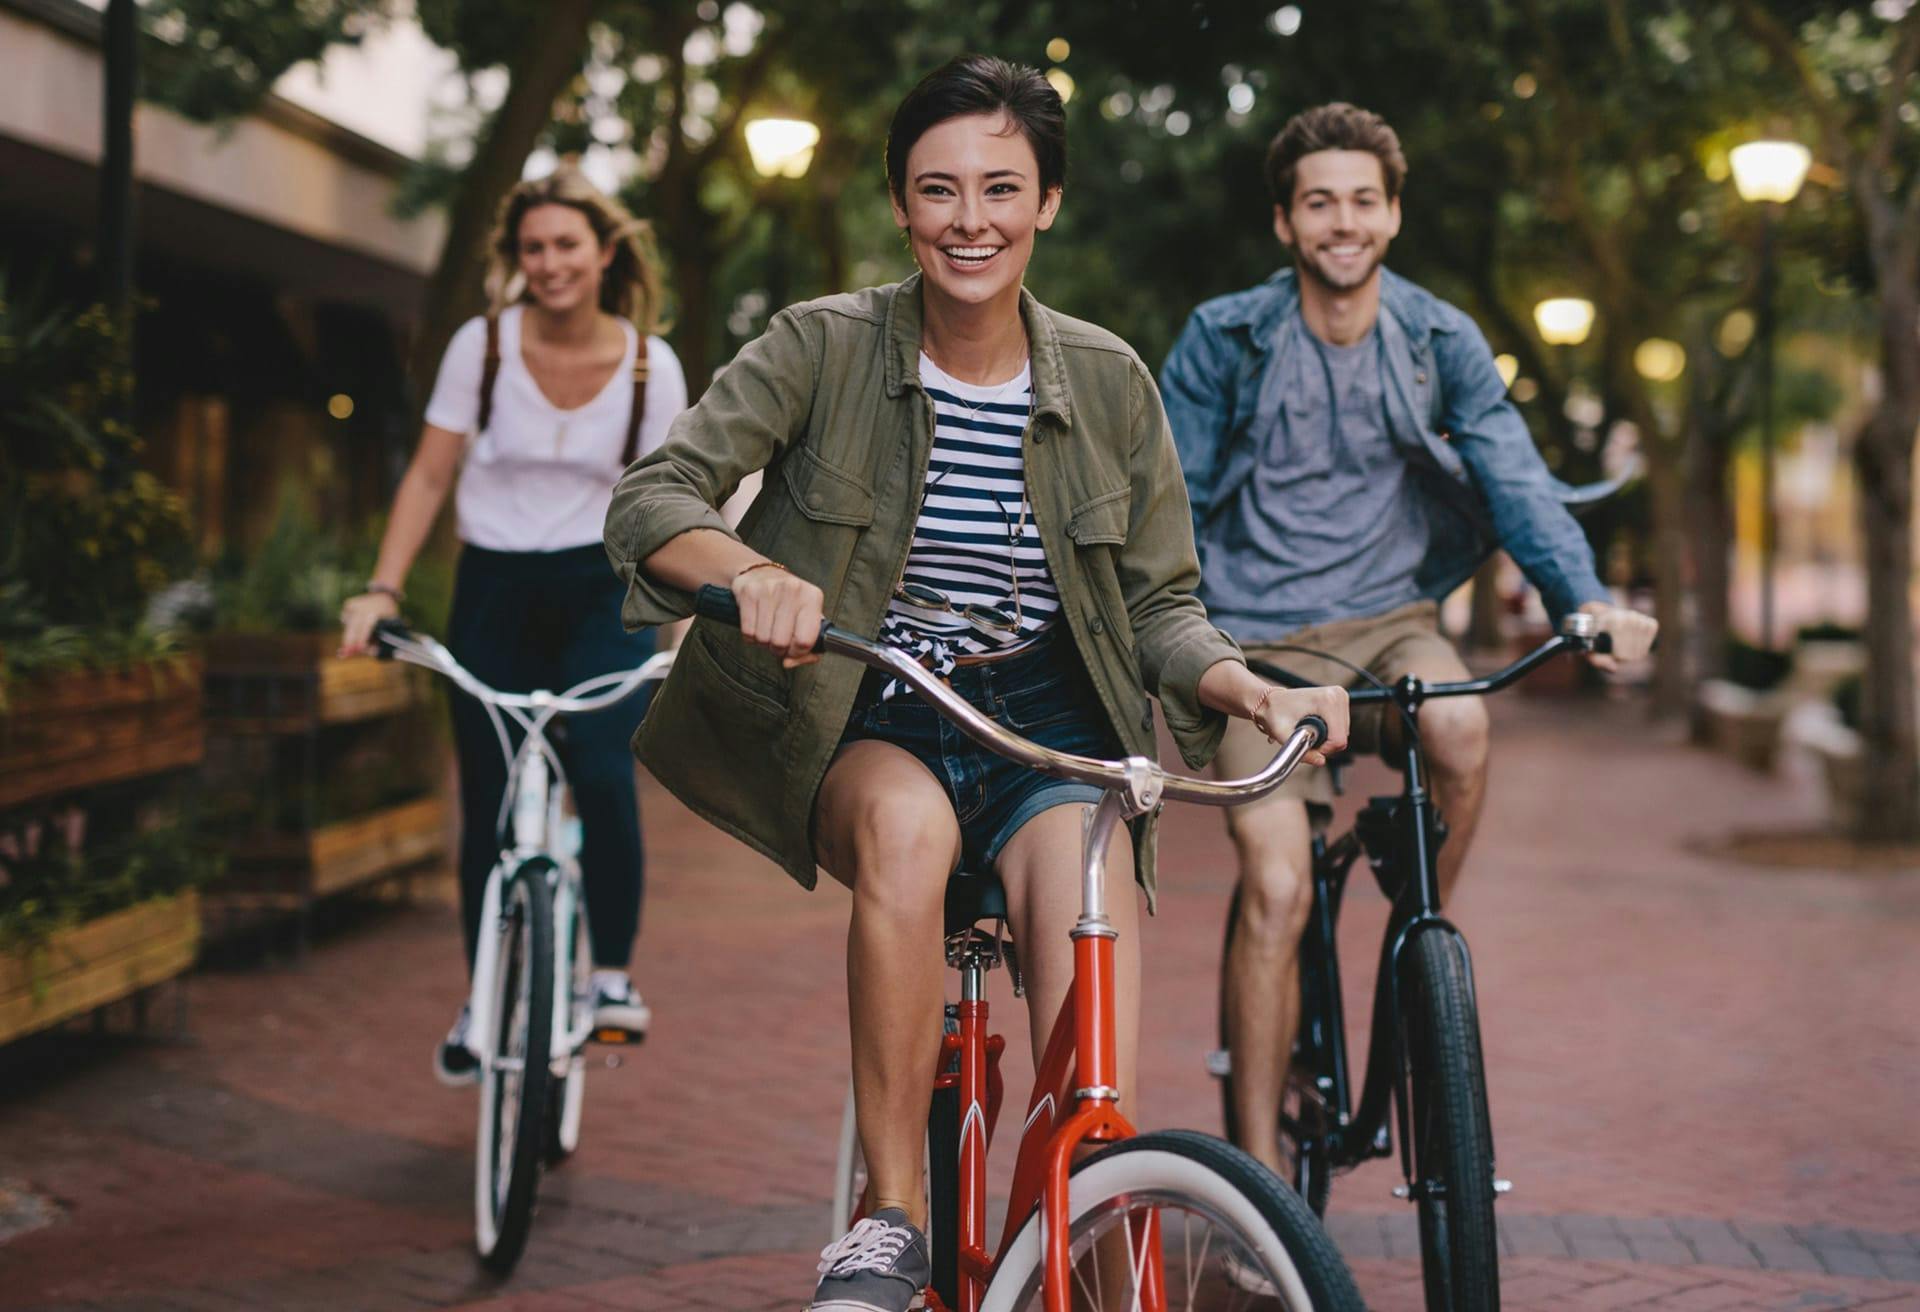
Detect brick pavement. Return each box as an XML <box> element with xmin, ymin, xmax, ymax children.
<box><xmin>2</xmin><ymin>693</ymin><xmax>1917</xmax><ymax>1310</ymax></box>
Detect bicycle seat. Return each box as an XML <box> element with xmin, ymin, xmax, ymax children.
<box><xmin>944</xmin><ymin>868</ymin><xmax>1007</xmax><ymax>938</ymax></box>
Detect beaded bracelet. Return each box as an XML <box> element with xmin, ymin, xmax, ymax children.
<box><xmin>1251</xmin><ymin>683</ymin><xmax>1281</xmax><ymax>737</ymax></box>
<box><xmin>732</xmin><ymin>560</ymin><xmax>789</xmax><ymax>583</ymax></box>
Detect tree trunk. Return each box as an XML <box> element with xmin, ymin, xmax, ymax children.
<box><xmin>1684</xmin><ymin>397</ymin><xmax>1734</xmax><ymax>739</ymax></box>
<box><xmin>1643</xmin><ymin>429</ymin><xmax>1691</xmax><ymax>718</ymax></box>
<box><xmin>675</xmin><ymin>235</ymin><xmax>717</xmax><ymax>397</ymax></box>
<box><xmin>1605</xmin><ymin>332</ymin><xmax>1691</xmax><ymax>719</ymax></box>
<box><xmin>1466</xmin><ymin>554</ymin><xmax>1505</xmax><ymax>653</ymax></box>
<box><xmin>1854</xmin><ymin>285</ymin><xmax>1920</xmax><ymax>840</ymax></box>
<box><xmin>405</xmin><ymin>0</ymin><xmax>596</xmax><ymax>417</ymax></box>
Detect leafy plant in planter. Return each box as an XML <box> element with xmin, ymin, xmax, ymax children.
<box><xmin>0</xmin><ymin>272</ymin><xmax>195</xmax><ymax>700</ymax></box>
<box><xmin>212</xmin><ymin>484</ymin><xmax>452</xmax><ymax>638</ymax></box>
<box><xmin>1722</xmin><ymin>639</ymin><xmax>1793</xmax><ymax>694</ymax></box>
<box><xmin>0</xmin><ymin>808</ymin><xmax>222</xmax><ymax>961</ymax></box>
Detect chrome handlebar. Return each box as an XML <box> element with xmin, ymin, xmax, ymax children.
<box><xmin>692</xmin><ymin>586</ymin><xmax>1326</xmax><ymax>820</ymax></box>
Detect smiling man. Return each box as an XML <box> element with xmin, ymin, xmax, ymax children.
<box><xmin>1160</xmin><ymin>102</ymin><xmax>1656</xmax><ymax>1183</ymax></box>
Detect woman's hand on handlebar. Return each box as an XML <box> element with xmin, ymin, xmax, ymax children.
<box><xmin>1577</xmin><ymin>601</ymin><xmax>1658</xmax><ymax>673</ymax></box>
<box><xmin>732</xmin><ymin>562</ymin><xmax>825</xmax><ymax>668</ymax></box>
<box><xmin>1200</xmin><ymin>659</ymin><xmax>1349</xmax><ymax>767</ymax></box>
<box><xmin>338</xmin><ymin>590</ymin><xmax>401</xmax><ymax>657</ymax></box>
<box><xmin>1253</xmin><ymin>684</ymin><xmax>1350</xmax><ymax>766</ymax></box>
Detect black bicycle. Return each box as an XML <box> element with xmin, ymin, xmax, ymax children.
<box><xmin>1212</xmin><ymin>611</ymin><xmax>1611</xmax><ymax>1312</ymax></box>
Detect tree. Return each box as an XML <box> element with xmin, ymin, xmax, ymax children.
<box><xmin>146</xmin><ymin>0</ymin><xmax>605</xmax><ymax>409</ymax></box>
<box><xmin>1737</xmin><ymin>0</ymin><xmax>1920</xmax><ymax>840</ymax></box>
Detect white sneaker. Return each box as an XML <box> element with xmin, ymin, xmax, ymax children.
<box><xmin>432</xmin><ymin>1005</ymin><xmax>479</xmax><ymax>1087</ymax></box>
<box><xmin>590</xmin><ymin>972</ymin><xmax>652</xmax><ymax>1037</ymax></box>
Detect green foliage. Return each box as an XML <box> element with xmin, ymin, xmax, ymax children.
<box><xmin>0</xmin><ymin>273</ymin><xmax>195</xmax><ymax>700</ymax></box>
<box><xmin>0</xmin><ymin>814</ymin><xmax>221</xmax><ymax>960</ymax></box>
<box><xmin>213</xmin><ymin>484</ymin><xmax>363</xmax><ymax>633</ymax></box>
<box><xmin>211</xmin><ymin>482</ymin><xmax>451</xmax><ymax>637</ymax></box>
<box><xmin>1832</xmin><ymin>673</ymin><xmax>1862</xmax><ymax>731</ymax></box>
<box><xmin>143</xmin><ymin>0</ymin><xmax>395</xmax><ymax>122</ymax></box>
<box><xmin>1724</xmin><ymin>638</ymin><xmax>1793</xmax><ymax>692</ymax></box>
<box><xmin>1797</xmin><ymin>621</ymin><xmax>1860</xmax><ymax>644</ymax></box>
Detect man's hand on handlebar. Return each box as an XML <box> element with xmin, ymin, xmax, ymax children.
<box><xmin>732</xmin><ymin>561</ymin><xmax>825</xmax><ymax>668</ymax></box>
<box><xmin>1577</xmin><ymin>601</ymin><xmax>1658</xmax><ymax>674</ymax></box>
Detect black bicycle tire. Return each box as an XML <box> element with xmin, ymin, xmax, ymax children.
<box><xmin>479</xmin><ymin>863</ymin><xmax>556</xmax><ymax>1275</ymax></box>
<box><xmin>990</xmin><ymin>1129</ymin><xmax>1363</xmax><ymax>1311</ymax></box>
<box><xmin>926</xmin><ymin>1083</ymin><xmax>961</xmax><ymax>1309</ymax></box>
<box><xmin>1217</xmin><ymin>888</ymin><xmax>1334</xmax><ymax>1215</ymax></box>
<box><xmin>1405</xmin><ymin>927</ymin><xmax>1500</xmax><ymax>1311</ymax></box>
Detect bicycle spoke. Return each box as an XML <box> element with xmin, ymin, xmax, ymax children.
<box><xmin>1183</xmin><ymin>1211</ymin><xmax>1204</xmax><ymax>1309</ymax></box>
<box><xmin>1123</xmin><ymin>1208</ymin><xmax>1144</xmax><ymax>1312</ymax></box>
<box><xmin>1189</xmin><ymin>1214</ymin><xmax>1215</xmax><ymax>1306</ymax></box>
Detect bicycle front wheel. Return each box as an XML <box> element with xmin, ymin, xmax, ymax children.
<box><xmin>475</xmin><ymin>861</ymin><xmax>556</xmax><ymax>1274</ymax></box>
<box><xmin>1404</xmin><ymin>928</ymin><xmax>1499</xmax><ymax>1311</ymax></box>
<box><xmin>984</xmin><ymin>1130</ymin><xmax>1362</xmax><ymax>1312</ymax></box>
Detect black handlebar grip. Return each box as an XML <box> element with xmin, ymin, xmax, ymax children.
<box><xmin>693</xmin><ymin>584</ymin><xmax>742</xmax><ymax>627</ymax></box>
<box><xmin>1296</xmin><ymin>714</ymin><xmax>1329</xmax><ymax>748</ymax></box>
<box><xmin>371</xmin><ymin>617</ymin><xmax>414</xmax><ymax>660</ymax></box>
<box><xmin>1592</xmin><ymin>631</ymin><xmax>1614</xmax><ymax>656</ymax></box>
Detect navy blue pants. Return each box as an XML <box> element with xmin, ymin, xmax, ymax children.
<box><xmin>446</xmin><ymin>543</ymin><xmax>654</xmax><ymax>971</ymax></box>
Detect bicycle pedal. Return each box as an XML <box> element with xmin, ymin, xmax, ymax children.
<box><xmin>591</xmin><ymin>1026</ymin><xmax>647</xmax><ymax>1046</ymax></box>
<box><xmin>1205</xmin><ymin>1048</ymin><xmax>1231</xmax><ymax>1078</ymax></box>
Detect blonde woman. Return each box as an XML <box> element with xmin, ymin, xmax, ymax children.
<box><xmin>341</xmin><ymin>165</ymin><xmax>687</xmax><ymax>1084</ymax></box>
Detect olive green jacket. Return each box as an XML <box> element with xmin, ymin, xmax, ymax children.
<box><xmin>603</xmin><ymin>275</ymin><xmax>1243</xmax><ymax>906</ymax></box>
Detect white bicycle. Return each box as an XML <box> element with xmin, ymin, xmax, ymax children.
<box><xmin>374</xmin><ymin>619</ymin><xmax>674</xmax><ymax>1273</ymax></box>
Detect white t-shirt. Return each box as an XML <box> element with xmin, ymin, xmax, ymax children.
<box><xmin>425</xmin><ymin>305</ymin><xmax>688</xmax><ymax>552</ymax></box>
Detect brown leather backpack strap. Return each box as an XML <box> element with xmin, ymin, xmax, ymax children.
<box><xmin>620</xmin><ymin>336</ymin><xmax>650</xmax><ymax>467</ymax></box>
<box><xmin>477</xmin><ymin>312</ymin><xmax>501</xmax><ymax>434</ymax></box>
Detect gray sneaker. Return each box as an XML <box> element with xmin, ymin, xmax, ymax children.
<box><xmin>810</xmin><ymin>1207</ymin><xmax>931</xmax><ymax>1312</ymax></box>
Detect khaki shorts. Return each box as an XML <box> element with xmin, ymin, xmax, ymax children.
<box><xmin>1213</xmin><ymin>600</ymin><xmax>1467</xmax><ymax>807</ymax></box>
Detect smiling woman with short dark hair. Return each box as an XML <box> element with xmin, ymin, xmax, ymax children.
<box><xmin>605</xmin><ymin>54</ymin><xmax>1347</xmax><ymax>1311</ymax></box>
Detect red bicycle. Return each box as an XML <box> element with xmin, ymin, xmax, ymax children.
<box><xmin>696</xmin><ymin>586</ymin><xmax>1361</xmax><ymax>1312</ymax></box>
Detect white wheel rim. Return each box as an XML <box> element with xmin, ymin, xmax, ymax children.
<box><xmin>981</xmin><ymin>1147</ymin><xmax>1317</xmax><ymax>1312</ymax></box>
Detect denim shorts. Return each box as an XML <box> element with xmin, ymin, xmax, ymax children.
<box><xmin>838</xmin><ymin>627</ymin><xmax>1122</xmax><ymax>875</ymax></box>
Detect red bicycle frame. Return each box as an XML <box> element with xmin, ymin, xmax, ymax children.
<box><xmin>920</xmin><ymin>793</ymin><xmax>1168</xmax><ymax>1312</ymax></box>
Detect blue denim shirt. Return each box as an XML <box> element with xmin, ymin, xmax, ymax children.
<box><xmin>1160</xmin><ymin>267</ymin><xmax>1611</xmax><ymax>623</ymax></box>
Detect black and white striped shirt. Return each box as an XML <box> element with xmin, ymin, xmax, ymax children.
<box><xmin>879</xmin><ymin>354</ymin><xmax>1061</xmax><ymax>667</ymax></box>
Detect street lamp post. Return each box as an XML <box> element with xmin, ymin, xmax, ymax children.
<box><xmin>744</xmin><ymin>117</ymin><xmax>820</xmax><ymax>320</ymax></box>
<box><xmin>1729</xmin><ymin>139</ymin><xmax>1811</xmax><ymax>649</ymax></box>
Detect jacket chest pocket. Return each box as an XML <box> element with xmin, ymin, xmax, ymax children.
<box><xmin>766</xmin><ymin>442</ymin><xmax>878</xmax><ymax>624</ymax></box>
<box><xmin>1066</xmin><ymin>487</ymin><xmax>1130</xmax><ymax>547</ymax></box>
<box><xmin>782</xmin><ymin>443</ymin><xmax>877</xmax><ymax>526</ymax></box>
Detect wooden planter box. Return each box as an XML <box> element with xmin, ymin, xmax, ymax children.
<box><xmin>1695</xmin><ymin>679</ymin><xmax>1789</xmax><ymax>773</ymax></box>
<box><xmin>205</xmin><ymin>632</ymin><xmax>423</xmax><ymax>731</ymax></box>
<box><xmin>0</xmin><ymin>659</ymin><xmax>205</xmax><ymax>810</ymax></box>
<box><xmin>0</xmin><ymin>892</ymin><xmax>200</xmax><ymax>1046</ymax></box>
<box><xmin>223</xmin><ymin>794</ymin><xmax>448</xmax><ymax>907</ymax></box>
